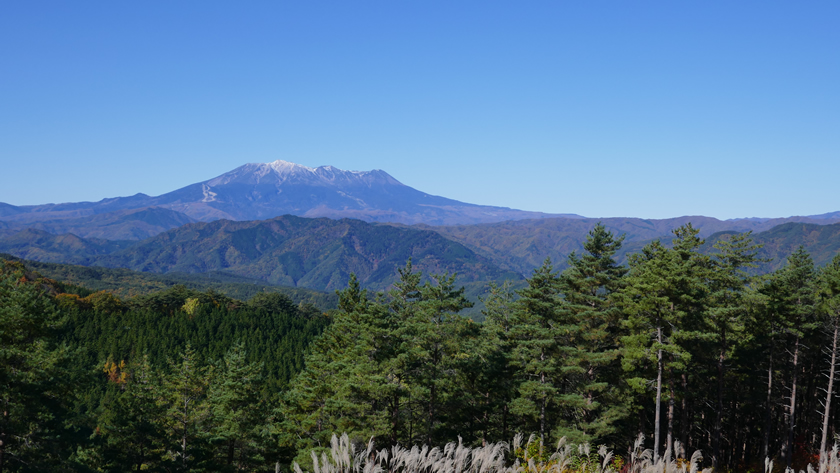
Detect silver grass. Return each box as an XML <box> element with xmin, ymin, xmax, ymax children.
<box><xmin>626</xmin><ymin>434</ymin><xmax>711</xmax><ymax>473</ymax></box>
<box><xmin>819</xmin><ymin>443</ymin><xmax>840</xmax><ymax>473</ymax></box>
<box><xmin>295</xmin><ymin>432</ymin><xmax>731</xmax><ymax>473</ymax></box>
<box><xmin>761</xmin><ymin>442</ymin><xmax>840</xmax><ymax>473</ymax></box>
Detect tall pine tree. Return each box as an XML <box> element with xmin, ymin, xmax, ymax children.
<box><xmin>508</xmin><ymin>258</ymin><xmax>563</xmax><ymax>445</ymax></box>
<box><xmin>556</xmin><ymin>223</ymin><xmax>628</xmax><ymax>442</ymax></box>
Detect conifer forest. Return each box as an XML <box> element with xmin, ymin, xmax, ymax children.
<box><xmin>4</xmin><ymin>223</ymin><xmax>840</xmax><ymax>473</ymax></box>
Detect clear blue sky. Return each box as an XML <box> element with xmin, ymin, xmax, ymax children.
<box><xmin>1</xmin><ymin>1</ymin><xmax>837</xmax><ymax>219</ymax></box>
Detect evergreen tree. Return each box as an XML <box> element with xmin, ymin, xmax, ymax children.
<box><xmin>0</xmin><ymin>269</ymin><xmax>80</xmax><ymax>472</ymax></box>
<box><xmin>161</xmin><ymin>343</ymin><xmax>211</xmax><ymax>472</ymax></box>
<box><xmin>95</xmin><ymin>354</ymin><xmax>167</xmax><ymax>472</ymax></box>
<box><xmin>817</xmin><ymin>254</ymin><xmax>840</xmax><ymax>456</ymax></box>
<box><xmin>401</xmin><ymin>272</ymin><xmax>474</xmax><ymax>444</ymax></box>
<box><xmin>556</xmin><ymin>223</ymin><xmax>628</xmax><ymax>442</ymax></box>
<box><xmin>279</xmin><ymin>273</ymin><xmax>393</xmax><ymax>463</ymax></box>
<box><xmin>705</xmin><ymin>231</ymin><xmax>763</xmax><ymax>467</ymax></box>
<box><xmin>207</xmin><ymin>342</ymin><xmax>267</xmax><ymax>471</ymax></box>
<box><xmin>763</xmin><ymin>247</ymin><xmax>817</xmax><ymax>468</ymax></box>
<box><xmin>507</xmin><ymin>258</ymin><xmax>563</xmax><ymax>445</ymax></box>
<box><xmin>474</xmin><ymin>281</ymin><xmax>518</xmax><ymax>444</ymax></box>
<box><xmin>246</xmin><ymin>292</ymin><xmax>298</xmax><ymax>316</ymax></box>
<box><xmin>617</xmin><ymin>224</ymin><xmax>710</xmax><ymax>460</ymax></box>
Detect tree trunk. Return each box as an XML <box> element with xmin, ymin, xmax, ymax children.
<box><xmin>784</xmin><ymin>336</ymin><xmax>801</xmax><ymax>469</ymax></box>
<box><xmin>763</xmin><ymin>351</ymin><xmax>774</xmax><ymax>461</ymax></box>
<box><xmin>482</xmin><ymin>391</ymin><xmax>490</xmax><ymax>447</ymax></box>
<box><xmin>540</xmin><ymin>348</ymin><xmax>546</xmax><ymax>447</ymax></box>
<box><xmin>1</xmin><ymin>398</ymin><xmax>7</xmax><ymax>473</ymax></box>
<box><xmin>136</xmin><ymin>445</ymin><xmax>144</xmax><ymax>472</ymax></box>
<box><xmin>714</xmin><ymin>327</ymin><xmax>726</xmax><ymax>469</ymax></box>
<box><xmin>820</xmin><ymin>323</ymin><xmax>839</xmax><ymax>456</ymax></box>
<box><xmin>427</xmin><ymin>345</ymin><xmax>440</xmax><ymax>445</ymax></box>
<box><xmin>407</xmin><ymin>389</ymin><xmax>414</xmax><ymax>444</ymax></box>
<box><xmin>391</xmin><ymin>390</ymin><xmax>399</xmax><ymax>446</ymax></box>
<box><xmin>428</xmin><ymin>384</ymin><xmax>435</xmax><ymax>445</ymax></box>
<box><xmin>182</xmin><ymin>395</ymin><xmax>189</xmax><ymax>470</ymax></box>
<box><xmin>654</xmin><ymin>325</ymin><xmax>663</xmax><ymax>460</ymax></box>
<box><xmin>667</xmin><ymin>368</ymin><xmax>675</xmax><ymax>455</ymax></box>
<box><xmin>680</xmin><ymin>373</ymin><xmax>689</xmax><ymax>450</ymax></box>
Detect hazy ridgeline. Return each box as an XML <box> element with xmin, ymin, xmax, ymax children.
<box><xmin>2</xmin><ymin>223</ymin><xmax>840</xmax><ymax>472</ymax></box>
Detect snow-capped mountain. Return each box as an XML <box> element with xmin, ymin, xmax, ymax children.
<box><xmin>1</xmin><ymin>160</ymin><xmax>578</xmax><ymax>226</ymax></box>
<box><xmin>148</xmin><ymin>160</ymin><xmax>574</xmax><ymax>224</ymax></box>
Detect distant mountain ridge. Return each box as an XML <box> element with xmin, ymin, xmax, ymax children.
<box><xmin>4</xmin><ymin>214</ymin><xmax>840</xmax><ymax>290</ymax></box>
<box><xmin>0</xmin><ymin>207</ymin><xmax>194</xmax><ymax>240</ymax></box>
<box><xmin>2</xmin><ymin>160</ymin><xmax>838</xmax><ymax>237</ymax></box>
<box><xmin>704</xmin><ymin>221</ymin><xmax>840</xmax><ymax>272</ymax></box>
<box><xmin>1</xmin><ymin>160</ymin><xmax>839</xmax><ymax>290</ymax></box>
<box><xmin>0</xmin><ymin>160</ymin><xmax>580</xmax><ymax>227</ymax></box>
<box><xmin>424</xmin><ymin>214</ymin><xmax>840</xmax><ymax>275</ymax></box>
<box><xmin>0</xmin><ymin>215</ymin><xmax>521</xmax><ymax>292</ymax></box>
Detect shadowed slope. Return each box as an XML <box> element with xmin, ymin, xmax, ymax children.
<box><xmin>91</xmin><ymin>215</ymin><xmax>521</xmax><ymax>291</ymax></box>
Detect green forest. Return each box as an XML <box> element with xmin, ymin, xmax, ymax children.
<box><xmin>3</xmin><ymin>223</ymin><xmax>840</xmax><ymax>472</ymax></box>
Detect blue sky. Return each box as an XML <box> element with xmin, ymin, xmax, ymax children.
<box><xmin>1</xmin><ymin>1</ymin><xmax>837</xmax><ymax>219</ymax></box>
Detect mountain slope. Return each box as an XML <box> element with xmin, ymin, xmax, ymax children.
<box><xmin>0</xmin><ymin>229</ymin><xmax>133</xmax><ymax>265</ymax></box>
<box><xmin>87</xmin><ymin>215</ymin><xmax>521</xmax><ymax>291</ymax></box>
<box><xmin>0</xmin><ymin>207</ymin><xmax>195</xmax><ymax>240</ymax></box>
<box><xmin>0</xmin><ymin>253</ymin><xmax>338</xmax><ymax>308</ymax></box>
<box><xmin>428</xmin><ymin>215</ymin><xmax>840</xmax><ymax>275</ymax></box>
<box><xmin>700</xmin><ymin>222</ymin><xmax>840</xmax><ymax>272</ymax></box>
<box><xmin>145</xmin><ymin>160</ymin><xmax>583</xmax><ymax>224</ymax></box>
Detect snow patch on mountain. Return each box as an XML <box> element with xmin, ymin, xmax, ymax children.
<box><xmin>201</xmin><ymin>184</ymin><xmax>217</xmax><ymax>203</ymax></box>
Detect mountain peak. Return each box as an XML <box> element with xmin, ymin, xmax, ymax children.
<box><xmin>263</xmin><ymin>160</ymin><xmax>382</xmax><ymax>181</ymax></box>
<box><xmin>267</xmin><ymin>160</ymin><xmax>316</xmax><ymax>175</ymax></box>
<box><xmin>154</xmin><ymin>160</ymin><xmax>577</xmax><ymax>224</ymax></box>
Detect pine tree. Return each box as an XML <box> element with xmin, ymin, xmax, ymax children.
<box><xmin>475</xmin><ymin>281</ymin><xmax>518</xmax><ymax>444</ymax></box>
<box><xmin>0</xmin><ymin>269</ymin><xmax>79</xmax><ymax>472</ymax></box>
<box><xmin>556</xmin><ymin>223</ymin><xmax>628</xmax><ymax>442</ymax></box>
<box><xmin>508</xmin><ymin>258</ymin><xmax>563</xmax><ymax>445</ymax></box>
<box><xmin>706</xmin><ymin>231</ymin><xmax>763</xmax><ymax>467</ymax></box>
<box><xmin>763</xmin><ymin>246</ymin><xmax>817</xmax><ymax>468</ymax></box>
<box><xmin>95</xmin><ymin>354</ymin><xmax>167</xmax><ymax>472</ymax></box>
<box><xmin>617</xmin><ymin>224</ymin><xmax>710</xmax><ymax>460</ymax></box>
<box><xmin>161</xmin><ymin>343</ymin><xmax>211</xmax><ymax>472</ymax></box>
<box><xmin>400</xmin><ymin>272</ymin><xmax>474</xmax><ymax>444</ymax></box>
<box><xmin>816</xmin><ymin>254</ymin><xmax>840</xmax><ymax>456</ymax></box>
<box><xmin>280</xmin><ymin>272</ymin><xmax>393</xmax><ymax>462</ymax></box>
<box><xmin>207</xmin><ymin>342</ymin><xmax>266</xmax><ymax>471</ymax></box>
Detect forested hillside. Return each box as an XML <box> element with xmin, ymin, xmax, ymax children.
<box><xmin>0</xmin><ymin>258</ymin><xmax>331</xmax><ymax>472</ymax></box>
<box><xmin>0</xmin><ymin>253</ymin><xmax>338</xmax><ymax>307</ymax></box>
<box><xmin>91</xmin><ymin>215</ymin><xmax>521</xmax><ymax>290</ymax></box>
<box><xmin>279</xmin><ymin>224</ymin><xmax>840</xmax><ymax>472</ymax></box>
<box><xmin>428</xmin><ymin>216</ymin><xmax>840</xmax><ymax>275</ymax></box>
<box><xmin>3</xmin><ymin>223</ymin><xmax>840</xmax><ymax>472</ymax></box>
<box><xmin>725</xmin><ymin>221</ymin><xmax>840</xmax><ymax>271</ymax></box>
<box><xmin>0</xmin><ymin>215</ymin><xmax>522</xmax><ymax>292</ymax></box>
<box><xmin>0</xmin><ymin>207</ymin><xmax>195</xmax><ymax>240</ymax></box>
<box><xmin>0</xmin><ymin>229</ymin><xmax>132</xmax><ymax>264</ymax></box>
